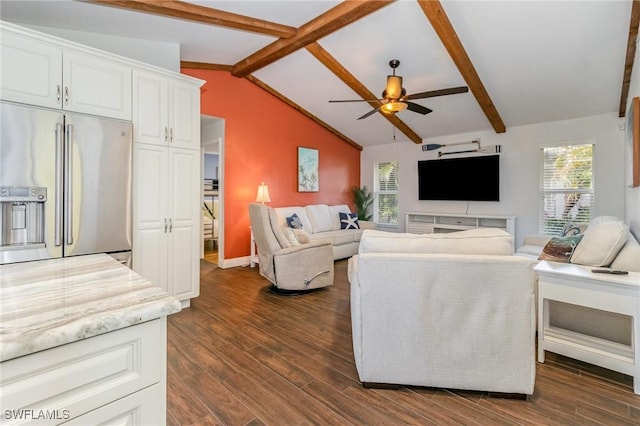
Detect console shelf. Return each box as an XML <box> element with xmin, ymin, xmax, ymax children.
<box><xmin>405</xmin><ymin>212</ymin><xmax>516</xmax><ymax>237</ymax></box>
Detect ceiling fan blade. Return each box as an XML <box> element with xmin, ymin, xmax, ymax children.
<box><xmin>406</xmin><ymin>102</ymin><xmax>433</xmax><ymax>115</ymax></box>
<box><xmin>329</xmin><ymin>99</ymin><xmax>382</xmax><ymax>103</ymax></box>
<box><xmin>405</xmin><ymin>86</ymin><xmax>469</xmax><ymax>100</ymax></box>
<box><xmin>357</xmin><ymin>107</ymin><xmax>380</xmax><ymax>120</ymax></box>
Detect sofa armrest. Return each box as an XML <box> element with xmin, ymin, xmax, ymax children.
<box><xmin>272</xmin><ymin>241</ymin><xmax>334</xmax><ymax>290</ymax></box>
<box><xmin>522</xmin><ymin>234</ymin><xmax>552</xmax><ymax>247</ymax></box>
<box><xmin>358</xmin><ymin>220</ymin><xmax>376</xmax><ymax>230</ymax></box>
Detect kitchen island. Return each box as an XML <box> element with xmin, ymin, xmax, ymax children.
<box><xmin>0</xmin><ymin>253</ymin><xmax>182</xmax><ymax>425</ymax></box>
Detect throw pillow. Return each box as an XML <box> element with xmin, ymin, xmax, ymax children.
<box><xmin>286</xmin><ymin>213</ymin><xmax>303</xmax><ymax>230</ymax></box>
<box><xmin>570</xmin><ymin>221</ymin><xmax>629</xmax><ymax>267</ymax></box>
<box><xmin>282</xmin><ymin>227</ymin><xmax>301</xmax><ymax>246</ymax></box>
<box><xmin>339</xmin><ymin>212</ymin><xmax>359</xmax><ymax>230</ymax></box>
<box><xmin>561</xmin><ymin>222</ymin><xmax>587</xmax><ymax>237</ymax></box>
<box><xmin>610</xmin><ymin>233</ymin><xmax>640</xmax><ymax>272</ymax></box>
<box><xmin>293</xmin><ymin>228</ymin><xmax>310</xmax><ymax>244</ymax></box>
<box><xmin>538</xmin><ymin>235</ymin><xmax>584</xmax><ymax>263</ymax></box>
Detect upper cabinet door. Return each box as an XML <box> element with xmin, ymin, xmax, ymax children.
<box><xmin>133</xmin><ymin>70</ymin><xmax>169</xmax><ymax>146</ymax></box>
<box><xmin>0</xmin><ymin>31</ymin><xmax>132</xmax><ymax>121</ymax></box>
<box><xmin>63</xmin><ymin>50</ymin><xmax>132</xmax><ymax>120</ymax></box>
<box><xmin>0</xmin><ymin>33</ymin><xmax>63</xmax><ymax>109</ymax></box>
<box><xmin>133</xmin><ymin>70</ymin><xmax>200</xmax><ymax>150</ymax></box>
<box><xmin>169</xmin><ymin>79</ymin><xmax>200</xmax><ymax>150</ymax></box>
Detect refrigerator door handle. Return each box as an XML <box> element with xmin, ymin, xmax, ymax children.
<box><xmin>54</xmin><ymin>123</ymin><xmax>64</xmax><ymax>246</ymax></box>
<box><xmin>64</xmin><ymin>124</ymin><xmax>74</xmax><ymax>245</ymax></box>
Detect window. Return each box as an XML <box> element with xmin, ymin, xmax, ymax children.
<box><xmin>540</xmin><ymin>143</ymin><xmax>594</xmax><ymax>235</ymax></box>
<box><xmin>374</xmin><ymin>161</ymin><xmax>398</xmax><ymax>225</ymax></box>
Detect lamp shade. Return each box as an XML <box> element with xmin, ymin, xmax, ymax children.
<box><xmin>256</xmin><ymin>182</ymin><xmax>271</xmax><ymax>204</ymax></box>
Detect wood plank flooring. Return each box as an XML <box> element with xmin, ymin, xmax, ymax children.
<box><xmin>167</xmin><ymin>260</ymin><xmax>640</xmax><ymax>425</ymax></box>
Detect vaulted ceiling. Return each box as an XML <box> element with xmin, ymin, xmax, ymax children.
<box><xmin>1</xmin><ymin>0</ymin><xmax>638</xmax><ymax>149</ymax></box>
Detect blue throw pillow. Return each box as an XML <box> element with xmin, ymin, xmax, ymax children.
<box><xmin>286</xmin><ymin>213</ymin><xmax>303</xmax><ymax>229</ymax></box>
<box><xmin>339</xmin><ymin>212</ymin><xmax>359</xmax><ymax>230</ymax></box>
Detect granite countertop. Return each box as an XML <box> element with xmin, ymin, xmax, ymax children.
<box><xmin>0</xmin><ymin>253</ymin><xmax>182</xmax><ymax>362</ymax></box>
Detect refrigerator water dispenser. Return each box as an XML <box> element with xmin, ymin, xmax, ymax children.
<box><xmin>0</xmin><ymin>186</ymin><xmax>46</xmax><ymax>248</ymax></box>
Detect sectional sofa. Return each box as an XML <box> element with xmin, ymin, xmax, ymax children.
<box><xmin>273</xmin><ymin>204</ymin><xmax>375</xmax><ymax>260</ymax></box>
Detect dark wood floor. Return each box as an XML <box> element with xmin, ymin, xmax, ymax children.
<box><xmin>167</xmin><ymin>260</ymin><xmax>640</xmax><ymax>425</ymax></box>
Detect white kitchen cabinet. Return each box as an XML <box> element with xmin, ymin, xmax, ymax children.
<box><xmin>0</xmin><ymin>319</ymin><xmax>166</xmax><ymax>425</ymax></box>
<box><xmin>133</xmin><ymin>143</ymin><xmax>200</xmax><ymax>305</ymax></box>
<box><xmin>133</xmin><ymin>69</ymin><xmax>200</xmax><ymax>150</ymax></box>
<box><xmin>0</xmin><ymin>26</ymin><xmax>132</xmax><ymax>120</ymax></box>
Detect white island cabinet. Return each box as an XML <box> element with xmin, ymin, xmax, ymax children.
<box><xmin>0</xmin><ymin>254</ymin><xmax>182</xmax><ymax>425</ymax></box>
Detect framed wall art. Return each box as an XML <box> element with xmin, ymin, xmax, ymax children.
<box><xmin>627</xmin><ymin>96</ymin><xmax>640</xmax><ymax>187</ymax></box>
<box><xmin>298</xmin><ymin>147</ymin><xmax>319</xmax><ymax>192</ymax></box>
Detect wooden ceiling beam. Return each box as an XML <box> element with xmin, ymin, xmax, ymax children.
<box><xmin>231</xmin><ymin>0</ymin><xmax>395</xmax><ymax>78</ymax></box>
<box><xmin>246</xmin><ymin>75</ymin><xmax>362</xmax><ymax>151</ymax></box>
<box><xmin>306</xmin><ymin>42</ymin><xmax>423</xmax><ymax>144</ymax></box>
<box><xmin>180</xmin><ymin>61</ymin><xmax>232</xmax><ymax>72</ymax></box>
<box><xmin>85</xmin><ymin>0</ymin><xmax>296</xmax><ymax>38</ymax></box>
<box><xmin>619</xmin><ymin>0</ymin><xmax>640</xmax><ymax>117</ymax></box>
<box><xmin>417</xmin><ymin>0</ymin><xmax>506</xmax><ymax>133</ymax></box>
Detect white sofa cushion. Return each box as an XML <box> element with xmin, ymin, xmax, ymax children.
<box><xmin>359</xmin><ymin>228</ymin><xmax>513</xmax><ymax>256</ymax></box>
<box><xmin>610</xmin><ymin>232</ymin><xmax>640</xmax><ymax>272</ymax></box>
<box><xmin>570</xmin><ymin>221</ymin><xmax>628</xmax><ymax>267</ymax></box>
<box><xmin>305</xmin><ymin>204</ymin><xmax>334</xmax><ymax>233</ymax></box>
<box><xmin>274</xmin><ymin>206</ymin><xmax>313</xmax><ymax>233</ymax></box>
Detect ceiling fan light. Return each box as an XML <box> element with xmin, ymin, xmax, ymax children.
<box><xmin>382</xmin><ymin>101</ymin><xmax>408</xmax><ymax>113</ymax></box>
<box><xmin>386</xmin><ymin>75</ymin><xmax>403</xmax><ymax>99</ymax></box>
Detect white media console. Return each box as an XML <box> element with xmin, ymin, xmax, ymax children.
<box><xmin>405</xmin><ymin>211</ymin><xmax>516</xmax><ymax>237</ymax></box>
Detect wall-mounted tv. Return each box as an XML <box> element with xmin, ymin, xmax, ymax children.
<box><xmin>418</xmin><ymin>155</ymin><xmax>500</xmax><ymax>201</ymax></box>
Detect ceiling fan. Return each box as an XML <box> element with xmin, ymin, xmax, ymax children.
<box><xmin>329</xmin><ymin>59</ymin><xmax>469</xmax><ymax>120</ymax></box>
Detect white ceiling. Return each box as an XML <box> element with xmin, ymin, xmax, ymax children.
<box><xmin>0</xmin><ymin>0</ymin><xmax>633</xmax><ymax>148</ymax></box>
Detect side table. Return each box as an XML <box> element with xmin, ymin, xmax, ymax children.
<box><xmin>535</xmin><ymin>260</ymin><xmax>640</xmax><ymax>395</ymax></box>
<box><xmin>250</xmin><ymin>227</ymin><xmax>259</xmax><ymax>267</ymax></box>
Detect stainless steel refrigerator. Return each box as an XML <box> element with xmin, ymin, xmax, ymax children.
<box><xmin>0</xmin><ymin>101</ymin><xmax>132</xmax><ymax>265</ymax></box>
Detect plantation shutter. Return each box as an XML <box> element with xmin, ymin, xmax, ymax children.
<box><xmin>539</xmin><ymin>144</ymin><xmax>594</xmax><ymax>235</ymax></box>
<box><xmin>374</xmin><ymin>161</ymin><xmax>399</xmax><ymax>225</ymax></box>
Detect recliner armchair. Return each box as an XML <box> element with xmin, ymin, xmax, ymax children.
<box><xmin>249</xmin><ymin>203</ymin><xmax>334</xmax><ymax>293</ymax></box>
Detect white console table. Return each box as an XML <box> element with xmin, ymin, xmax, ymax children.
<box><xmin>535</xmin><ymin>260</ymin><xmax>640</xmax><ymax>395</ymax></box>
<box><xmin>406</xmin><ymin>212</ymin><xmax>515</xmax><ymax>236</ymax></box>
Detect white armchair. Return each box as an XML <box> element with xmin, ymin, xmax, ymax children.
<box><xmin>249</xmin><ymin>203</ymin><xmax>334</xmax><ymax>294</ymax></box>
<box><xmin>349</xmin><ymin>229</ymin><xmax>536</xmax><ymax>396</ymax></box>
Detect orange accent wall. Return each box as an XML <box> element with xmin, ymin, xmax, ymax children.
<box><xmin>181</xmin><ymin>69</ymin><xmax>361</xmax><ymax>260</ymax></box>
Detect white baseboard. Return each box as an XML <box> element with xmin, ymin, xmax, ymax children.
<box><xmin>219</xmin><ymin>256</ymin><xmax>254</xmax><ymax>269</ymax></box>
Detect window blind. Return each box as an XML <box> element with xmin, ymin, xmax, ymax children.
<box><xmin>374</xmin><ymin>161</ymin><xmax>399</xmax><ymax>225</ymax></box>
<box><xmin>539</xmin><ymin>144</ymin><xmax>594</xmax><ymax>235</ymax></box>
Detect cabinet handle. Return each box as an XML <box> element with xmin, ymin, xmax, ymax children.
<box><xmin>169</xmin><ymin>218</ymin><xmax>173</xmax><ymax>233</ymax></box>
<box><xmin>164</xmin><ymin>218</ymin><xmax>168</xmax><ymax>233</ymax></box>
<box><xmin>56</xmin><ymin>85</ymin><xmax>61</xmax><ymax>104</ymax></box>
<box><xmin>64</xmin><ymin>86</ymin><xmax>69</xmax><ymax>104</ymax></box>
<box><xmin>164</xmin><ymin>127</ymin><xmax>168</xmax><ymax>143</ymax></box>
<box><xmin>169</xmin><ymin>128</ymin><xmax>173</xmax><ymax>143</ymax></box>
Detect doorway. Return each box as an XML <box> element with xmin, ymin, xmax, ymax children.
<box><xmin>201</xmin><ymin>115</ymin><xmax>224</xmax><ymax>266</ymax></box>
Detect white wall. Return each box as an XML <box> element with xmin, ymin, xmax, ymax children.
<box><xmin>361</xmin><ymin>112</ymin><xmax>625</xmax><ymax>248</ymax></box>
<box><xmin>624</xmin><ymin>37</ymin><xmax>640</xmax><ymax>239</ymax></box>
<box><xmin>25</xmin><ymin>25</ymin><xmax>180</xmax><ymax>72</ymax></box>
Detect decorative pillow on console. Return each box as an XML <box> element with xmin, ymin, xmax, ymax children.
<box><xmin>561</xmin><ymin>222</ymin><xmax>587</xmax><ymax>236</ymax></box>
<box><xmin>570</xmin><ymin>221</ymin><xmax>628</xmax><ymax>267</ymax></box>
<box><xmin>286</xmin><ymin>213</ymin><xmax>304</xmax><ymax>230</ymax></box>
<box><xmin>538</xmin><ymin>235</ymin><xmax>583</xmax><ymax>263</ymax></box>
<box><xmin>339</xmin><ymin>212</ymin><xmax>359</xmax><ymax>230</ymax></box>
<box><xmin>610</xmin><ymin>232</ymin><xmax>640</xmax><ymax>272</ymax></box>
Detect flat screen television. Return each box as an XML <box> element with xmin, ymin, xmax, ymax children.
<box><xmin>418</xmin><ymin>155</ymin><xmax>500</xmax><ymax>201</ymax></box>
